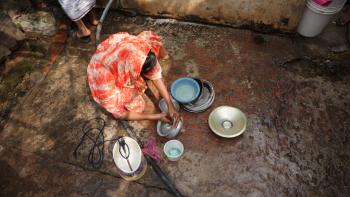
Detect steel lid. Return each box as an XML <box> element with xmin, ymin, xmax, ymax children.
<box><xmin>112</xmin><ymin>136</ymin><xmax>142</xmax><ymax>173</ymax></box>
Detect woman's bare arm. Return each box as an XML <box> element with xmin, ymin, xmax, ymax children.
<box><xmin>152</xmin><ymin>78</ymin><xmax>180</xmax><ymax>121</ymax></box>
<box><xmin>117</xmin><ymin>111</ymin><xmax>171</xmax><ymax>123</ymax></box>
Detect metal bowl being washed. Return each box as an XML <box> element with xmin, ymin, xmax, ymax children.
<box><xmin>208</xmin><ymin>106</ymin><xmax>247</xmax><ymax>138</ymax></box>
<box><xmin>156</xmin><ymin>119</ymin><xmax>183</xmax><ymax>138</ymax></box>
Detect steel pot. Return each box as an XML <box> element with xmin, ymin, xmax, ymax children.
<box><xmin>112</xmin><ymin>137</ymin><xmax>147</xmax><ymax>181</ymax></box>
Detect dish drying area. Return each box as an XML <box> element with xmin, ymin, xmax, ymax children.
<box><xmin>0</xmin><ymin>2</ymin><xmax>350</xmax><ymax>196</ymax></box>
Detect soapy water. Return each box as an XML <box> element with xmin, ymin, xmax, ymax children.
<box><xmin>168</xmin><ymin>147</ymin><xmax>181</xmax><ymax>157</ymax></box>
<box><xmin>174</xmin><ymin>84</ymin><xmax>196</xmax><ymax>101</ymax></box>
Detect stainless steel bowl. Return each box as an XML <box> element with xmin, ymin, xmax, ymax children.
<box><xmin>156</xmin><ymin>119</ymin><xmax>183</xmax><ymax>138</ymax></box>
<box><xmin>208</xmin><ymin>106</ymin><xmax>247</xmax><ymax>138</ymax></box>
<box><xmin>158</xmin><ymin>98</ymin><xmax>180</xmax><ymax>113</ymax></box>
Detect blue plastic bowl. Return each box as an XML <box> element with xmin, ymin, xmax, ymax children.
<box><xmin>170</xmin><ymin>77</ymin><xmax>200</xmax><ymax>103</ymax></box>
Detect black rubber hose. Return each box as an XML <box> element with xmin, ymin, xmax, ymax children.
<box><xmin>145</xmin><ymin>155</ymin><xmax>183</xmax><ymax>197</ymax></box>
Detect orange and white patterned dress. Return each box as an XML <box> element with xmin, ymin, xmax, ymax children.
<box><xmin>87</xmin><ymin>31</ymin><xmax>164</xmax><ymax>118</ymax></box>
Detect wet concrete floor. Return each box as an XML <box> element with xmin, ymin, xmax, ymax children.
<box><xmin>0</xmin><ymin>13</ymin><xmax>350</xmax><ymax>196</ymax></box>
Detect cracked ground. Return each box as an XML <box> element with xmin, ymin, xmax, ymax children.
<box><xmin>0</xmin><ymin>12</ymin><xmax>350</xmax><ymax>197</ymax></box>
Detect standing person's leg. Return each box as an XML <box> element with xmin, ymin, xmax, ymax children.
<box><xmin>58</xmin><ymin>0</ymin><xmax>96</xmax><ymax>42</ymax></box>
<box><xmin>75</xmin><ymin>20</ymin><xmax>91</xmax><ymax>37</ymax></box>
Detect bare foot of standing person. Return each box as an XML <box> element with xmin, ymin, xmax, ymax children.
<box><xmin>73</xmin><ymin>19</ymin><xmax>91</xmax><ymax>43</ymax></box>
<box><xmin>89</xmin><ymin>9</ymin><xmax>99</xmax><ymax>26</ymax></box>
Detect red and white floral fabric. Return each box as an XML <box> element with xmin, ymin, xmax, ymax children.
<box><xmin>87</xmin><ymin>31</ymin><xmax>163</xmax><ymax>118</ymax></box>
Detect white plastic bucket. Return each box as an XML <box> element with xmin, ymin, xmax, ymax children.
<box><xmin>297</xmin><ymin>0</ymin><xmax>346</xmax><ymax>37</ymax></box>
<box><xmin>164</xmin><ymin>140</ymin><xmax>184</xmax><ymax>161</ymax></box>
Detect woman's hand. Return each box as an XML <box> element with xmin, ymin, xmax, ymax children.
<box><xmin>168</xmin><ymin>105</ymin><xmax>180</xmax><ymax>119</ymax></box>
<box><xmin>155</xmin><ymin>113</ymin><xmax>172</xmax><ymax>124</ymax></box>
<box><xmin>151</xmin><ymin>78</ymin><xmax>182</xmax><ymax>125</ymax></box>
<box><xmin>168</xmin><ymin>105</ymin><xmax>181</xmax><ymax>127</ymax></box>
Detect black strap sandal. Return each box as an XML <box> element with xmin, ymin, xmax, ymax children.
<box><xmin>72</xmin><ymin>31</ymin><xmax>91</xmax><ymax>43</ymax></box>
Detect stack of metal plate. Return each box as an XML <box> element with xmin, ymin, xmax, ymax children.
<box><xmin>181</xmin><ymin>79</ymin><xmax>215</xmax><ymax>113</ymax></box>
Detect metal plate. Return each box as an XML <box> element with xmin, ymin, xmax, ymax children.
<box><xmin>182</xmin><ymin>80</ymin><xmax>215</xmax><ymax>113</ymax></box>
<box><xmin>208</xmin><ymin>106</ymin><xmax>247</xmax><ymax>138</ymax></box>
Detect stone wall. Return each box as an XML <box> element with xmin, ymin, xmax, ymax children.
<box><xmin>97</xmin><ymin>0</ymin><xmax>306</xmax><ymax>32</ymax></box>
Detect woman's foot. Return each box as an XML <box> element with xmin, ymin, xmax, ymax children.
<box><xmin>72</xmin><ymin>31</ymin><xmax>91</xmax><ymax>43</ymax></box>
<box><xmin>73</xmin><ymin>20</ymin><xmax>91</xmax><ymax>43</ymax></box>
<box><xmin>77</xmin><ymin>28</ymin><xmax>91</xmax><ymax>37</ymax></box>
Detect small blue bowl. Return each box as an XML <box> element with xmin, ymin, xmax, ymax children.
<box><xmin>170</xmin><ymin>77</ymin><xmax>200</xmax><ymax>103</ymax></box>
